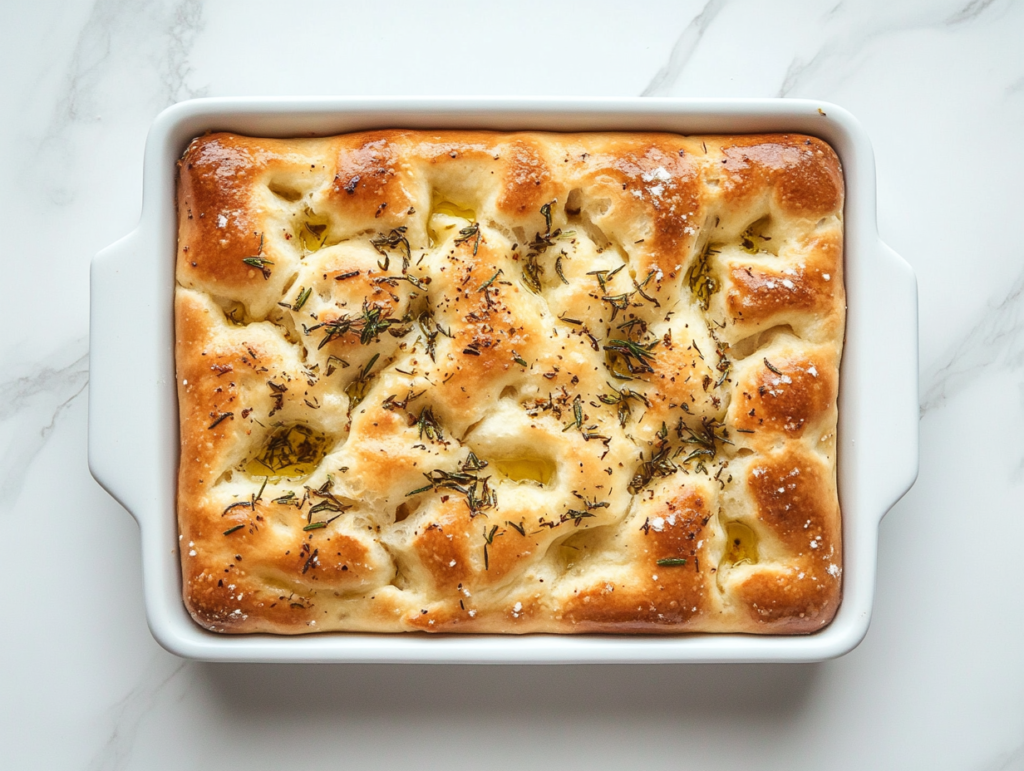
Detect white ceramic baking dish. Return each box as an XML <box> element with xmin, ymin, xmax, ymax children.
<box><xmin>89</xmin><ymin>97</ymin><xmax>917</xmax><ymax>663</ymax></box>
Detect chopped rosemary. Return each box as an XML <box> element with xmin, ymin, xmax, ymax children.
<box><xmin>656</xmin><ymin>558</ymin><xmax>687</xmax><ymax>567</ymax></box>
<box><xmin>326</xmin><ymin>355</ymin><xmax>348</xmax><ymax>376</ymax></box>
<box><xmin>293</xmin><ymin>286</ymin><xmax>312</xmax><ymax>311</ymax></box>
<box><xmin>417</xmin><ymin>407</ymin><xmax>443</xmax><ymax>442</ymax></box>
<box><xmin>628</xmin><ymin>444</ymin><xmax>677</xmax><ymax>495</ymax></box>
<box><xmin>478</xmin><ymin>269</ymin><xmax>503</xmax><ymax>292</ymax></box>
<box><xmin>676</xmin><ymin>416</ymin><xmax>732</xmax><ymax>473</ymax></box>
<box><xmin>686</xmin><ymin>243</ymin><xmax>719</xmax><ymax>310</ymax></box>
<box><xmin>587</xmin><ymin>264</ymin><xmax>624</xmax><ymax>292</ymax></box>
<box><xmin>599</xmin><ymin>271</ymin><xmax>657</xmax><ymax>320</ymax></box>
<box><xmin>382</xmin><ymin>390</ymin><xmax>425</xmax><ymax>411</ymax></box>
<box><xmin>242</xmin><ymin>233</ymin><xmax>271</xmax><ymax>279</ymax></box>
<box><xmin>307</xmin><ymin>301</ymin><xmax>399</xmax><ymax>349</ymax></box>
<box><xmin>599</xmin><ymin>384</ymin><xmax>651</xmax><ymax>427</ymax></box>
<box><xmin>454</xmin><ymin>223</ymin><xmax>482</xmax><ymax>255</ymax></box>
<box><xmin>247</xmin><ymin>424</ymin><xmax>326</xmax><ymax>477</ymax></box>
<box><xmin>541</xmin><ymin>201</ymin><xmax>554</xmax><ymax>234</ymax></box>
<box><xmin>604</xmin><ymin>338</ymin><xmax>657</xmax><ymax>375</ymax></box>
<box><xmin>208</xmin><ymin>412</ymin><xmax>234</xmax><ymax>429</ymax></box>
<box><xmin>304</xmin><ymin>222</ymin><xmax>327</xmax><ymax>249</ymax></box>
<box><xmin>370</xmin><ymin>227</ymin><xmax>411</xmax><ymax>272</ymax></box>
<box><xmin>222</xmin><ymin>501</ymin><xmax>251</xmax><ymax>516</ymax></box>
<box><xmin>555</xmin><ymin>254</ymin><xmax>569</xmax><ymax>284</ymax></box>
<box><xmin>406</xmin><ymin>453</ymin><xmax>497</xmax><ymax>517</ymax></box>
<box><xmin>562</xmin><ymin>394</ymin><xmax>584</xmax><ymax>433</ymax></box>
<box><xmin>345</xmin><ymin>352</ymin><xmax>380</xmax><ymax>410</ymax></box>
<box><xmin>740</xmin><ymin>217</ymin><xmax>772</xmax><ymax>254</ymax></box>
<box><xmin>522</xmin><ymin>253</ymin><xmax>542</xmax><ymax>293</ymax></box>
<box><xmin>764</xmin><ymin>358</ymin><xmax>783</xmax><ymax>375</ymax></box>
<box><xmin>418</xmin><ymin>311</ymin><xmax>439</xmax><ymax>361</ymax></box>
<box><xmin>223</xmin><ymin>525</ymin><xmax>245</xmax><ymax>535</ymax></box>
<box><xmin>561</xmin><ymin>509</ymin><xmax>595</xmax><ymax>526</ymax></box>
<box><xmin>303</xmin><ymin>480</ymin><xmax>351</xmax><ymax>530</ymax></box>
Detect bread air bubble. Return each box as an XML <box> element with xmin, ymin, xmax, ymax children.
<box><xmin>428</xmin><ymin>193</ymin><xmax>476</xmax><ymax>246</ymax></box>
<box><xmin>243</xmin><ymin>424</ymin><xmax>329</xmax><ymax>480</ymax></box>
<box><xmin>721</xmin><ymin>520</ymin><xmax>759</xmax><ymax>567</ymax></box>
<box><xmin>491</xmin><ymin>457</ymin><xmax>556</xmax><ymax>486</ymax></box>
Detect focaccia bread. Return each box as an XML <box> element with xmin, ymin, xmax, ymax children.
<box><xmin>175</xmin><ymin>129</ymin><xmax>845</xmax><ymax>635</ymax></box>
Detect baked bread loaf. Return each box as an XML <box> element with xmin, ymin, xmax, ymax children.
<box><xmin>175</xmin><ymin>129</ymin><xmax>845</xmax><ymax>635</ymax></box>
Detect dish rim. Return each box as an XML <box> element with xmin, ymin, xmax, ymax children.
<box><xmin>88</xmin><ymin>96</ymin><xmax>919</xmax><ymax>663</ymax></box>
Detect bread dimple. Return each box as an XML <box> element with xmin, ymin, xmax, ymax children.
<box><xmin>175</xmin><ymin>130</ymin><xmax>845</xmax><ymax>635</ymax></box>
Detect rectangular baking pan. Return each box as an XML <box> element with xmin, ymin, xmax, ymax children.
<box><xmin>89</xmin><ymin>97</ymin><xmax>918</xmax><ymax>663</ymax></box>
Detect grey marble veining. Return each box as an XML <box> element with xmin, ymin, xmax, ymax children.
<box><xmin>0</xmin><ymin>341</ymin><xmax>88</xmax><ymax>504</ymax></box>
<box><xmin>641</xmin><ymin>0</ymin><xmax>727</xmax><ymax>96</ymax></box>
<box><xmin>777</xmin><ymin>0</ymin><xmax>1009</xmax><ymax>97</ymax></box>
<box><xmin>36</xmin><ymin>0</ymin><xmax>207</xmax><ymax>208</ymax></box>
<box><xmin>87</xmin><ymin>657</ymin><xmax>191</xmax><ymax>771</ymax></box>
<box><xmin>2</xmin><ymin>0</ymin><xmax>1023</xmax><ymax>768</ymax></box>
<box><xmin>922</xmin><ymin>263</ymin><xmax>1024</xmax><ymax>415</ymax></box>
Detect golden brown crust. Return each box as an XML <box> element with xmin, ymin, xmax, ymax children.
<box><xmin>175</xmin><ymin>130</ymin><xmax>845</xmax><ymax>634</ymax></box>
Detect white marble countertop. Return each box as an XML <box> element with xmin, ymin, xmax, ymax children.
<box><xmin>2</xmin><ymin>0</ymin><xmax>1023</xmax><ymax>767</ymax></box>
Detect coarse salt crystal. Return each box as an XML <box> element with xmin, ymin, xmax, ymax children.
<box><xmin>217</xmin><ymin>214</ymin><xmax>228</xmax><ymax>228</ymax></box>
<box><xmin>642</xmin><ymin>166</ymin><xmax>671</xmax><ymax>183</ymax></box>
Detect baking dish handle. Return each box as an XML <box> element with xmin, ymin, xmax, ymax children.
<box><xmin>872</xmin><ymin>239</ymin><xmax>920</xmax><ymax>520</ymax></box>
<box><xmin>89</xmin><ymin>227</ymin><xmax>170</xmax><ymax>523</ymax></box>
